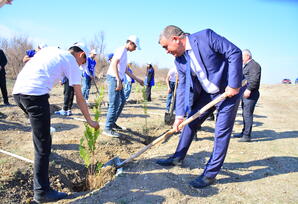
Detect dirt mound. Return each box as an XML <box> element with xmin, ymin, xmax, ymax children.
<box><xmin>87</xmin><ymin>166</ymin><xmax>116</xmax><ymax>190</ymax></box>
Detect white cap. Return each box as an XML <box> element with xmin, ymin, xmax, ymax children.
<box><xmin>38</xmin><ymin>43</ymin><xmax>48</xmax><ymax>49</ymax></box>
<box><xmin>90</xmin><ymin>49</ymin><xmax>97</xmax><ymax>55</ymax></box>
<box><xmin>72</xmin><ymin>42</ymin><xmax>90</xmax><ymax>57</ymax></box>
<box><xmin>128</xmin><ymin>35</ymin><xmax>141</xmax><ymax>50</ymax></box>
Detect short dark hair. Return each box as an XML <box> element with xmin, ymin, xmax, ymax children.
<box><xmin>68</xmin><ymin>46</ymin><xmax>84</xmax><ymax>53</ymax></box>
<box><xmin>68</xmin><ymin>46</ymin><xmax>86</xmax><ymax>60</ymax></box>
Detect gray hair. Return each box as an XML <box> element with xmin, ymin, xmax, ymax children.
<box><xmin>242</xmin><ymin>49</ymin><xmax>252</xmax><ymax>58</ymax></box>
<box><xmin>159</xmin><ymin>25</ymin><xmax>186</xmax><ymax>43</ymax></box>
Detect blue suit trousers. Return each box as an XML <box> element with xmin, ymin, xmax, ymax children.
<box><xmin>173</xmin><ymin>76</ymin><xmax>244</xmax><ymax>178</ymax></box>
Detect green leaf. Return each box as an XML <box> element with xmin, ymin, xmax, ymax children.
<box><xmin>79</xmin><ymin>146</ymin><xmax>90</xmax><ymax>167</ymax></box>
<box><xmin>96</xmin><ymin>162</ymin><xmax>103</xmax><ymax>173</ymax></box>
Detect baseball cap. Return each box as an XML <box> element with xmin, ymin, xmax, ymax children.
<box><xmin>72</xmin><ymin>42</ymin><xmax>90</xmax><ymax>57</ymax></box>
<box><xmin>128</xmin><ymin>35</ymin><xmax>141</xmax><ymax>50</ymax></box>
<box><xmin>106</xmin><ymin>53</ymin><xmax>114</xmax><ymax>61</ymax></box>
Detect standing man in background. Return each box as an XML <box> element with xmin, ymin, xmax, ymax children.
<box><xmin>144</xmin><ymin>63</ymin><xmax>155</xmax><ymax>101</ymax></box>
<box><xmin>0</xmin><ymin>49</ymin><xmax>10</xmax><ymax>105</ymax></box>
<box><xmin>82</xmin><ymin>49</ymin><xmax>97</xmax><ymax>103</ymax></box>
<box><xmin>104</xmin><ymin>35</ymin><xmax>144</xmax><ymax>137</ymax></box>
<box><xmin>157</xmin><ymin>25</ymin><xmax>244</xmax><ymax>188</ymax></box>
<box><xmin>165</xmin><ymin>67</ymin><xmax>178</xmax><ymax>112</ymax></box>
<box><xmin>234</xmin><ymin>49</ymin><xmax>261</xmax><ymax>142</ymax></box>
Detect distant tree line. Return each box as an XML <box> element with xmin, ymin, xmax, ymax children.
<box><xmin>0</xmin><ymin>32</ymin><xmax>169</xmax><ymax>82</ymax></box>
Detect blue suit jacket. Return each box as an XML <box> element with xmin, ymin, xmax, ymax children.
<box><xmin>175</xmin><ymin>29</ymin><xmax>243</xmax><ymax>117</ymax></box>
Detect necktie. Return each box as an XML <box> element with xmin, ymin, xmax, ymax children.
<box><xmin>184</xmin><ymin>52</ymin><xmax>191</xmax><ymax>114</ymax></box>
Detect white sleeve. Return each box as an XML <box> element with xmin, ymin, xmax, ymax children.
<box><xmin>67</xmin><ymin>60</ymin><xmax>82</xmax><ymax>86</ymax></box>
<box><xmin>113</xmin><ymin>47</ymin><xmax>125</xmax><ymax>60</ymax></box>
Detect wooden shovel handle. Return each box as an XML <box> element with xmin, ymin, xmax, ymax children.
<box><xmin>118</xmin><ymin>80</ymin><xmax>247</xmax><ymax>168</ymax></box>
<box><xmin>117</xmin><ymin>129</ymin><xmax>176</xmax><ymax>168</ymax></box>
<box><xmin>178</xmin><ymin>79</ymin><xmax>247</xmax><ymax>130</ymax></box>
<box><xmin>178</xmin><ymin>93</ymin><xmax>227</xmax><ymax>130</ymax></box>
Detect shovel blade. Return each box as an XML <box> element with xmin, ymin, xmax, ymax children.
<box><xmin>103</xmin><ymin>157</ymin><xmax>124</xmax><ymax>176</ymax></box>
<box><xmin>103</xmin><ymin>157</ymin><xmax>121</xmax><ymax>168</ymax></box>
<box><xmin>164</xmin><ymin>112</ymin><xmax>175</xmax><ymax>125</ymax></box>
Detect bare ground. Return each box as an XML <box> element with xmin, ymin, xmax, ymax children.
<box><xmin>0</xmin><ymin>81</ymin><xmax>297</xmax><ymax>204</ymax></box>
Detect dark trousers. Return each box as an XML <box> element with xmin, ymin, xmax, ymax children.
<box><xmin>145</xmin><ymin>85</ymin><xmax>152</xmax><ymax>101</ymax></box>
<box><xmin>173</xmin><ymin>76</ymin><xmax>244</xmax><ymax>179</ymax></box>
<box><xmin>0</xmin><ymin>71</ymin><xmax>9</xmax><ymax>104</ymax></box>
<box><xmin>13</xmin><ymin>94</ymin><xmax>51</xmax><ymax>194</ymax></box>
<box><xmin>63</xmin><ymin>79</ymin><xmax>74</xmax><ymax>111</ymax></box>
<box><xmin>241</xmin><ymin>90</ymin><xmax>260</xmax><ymax>138</ymax></box>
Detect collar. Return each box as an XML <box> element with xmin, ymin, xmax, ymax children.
<box><xmin>244</xmin><ymin>59</ymin><xmax>252</xmax><ymax>66</ymax></box>
<box><xmin>185</xmin><ymin>36</ymin><xmax>192</xmax><ymax>52</ymax></box>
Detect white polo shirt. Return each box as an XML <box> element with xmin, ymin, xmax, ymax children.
<box><xmin>13</xmin><ymin>47</ymin><xmax>82</xmax><ymax>95</ymax></box>
<box><xmin>168</xmin><ymin>67</ymin><xmax>177</xmax><ymax>83</ymax></box>
<box><xmin>106</xmin><ymin>46</ymin><xmax>127</xmax><ymax>81</ymax></box>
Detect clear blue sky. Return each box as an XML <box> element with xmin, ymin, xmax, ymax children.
<box><xmin>1</xmin><ymin>0</ymin><xmax>298</xmax><ymax>84</ymax></box>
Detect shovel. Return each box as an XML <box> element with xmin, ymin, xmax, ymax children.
<box><xmin>92</xmin><ymin>77</ymin><xmax>100</xmax><ymax>96</ymax></box>
<box><xmin>105</xmin><ymin>83</ymin><xmax>246</xmax><ymax>169</ymax></box>
<box><xmin>164</xmin><ymin>76</ymin><xmax>179</xmax><ymax>125</ymax></box>
<box><xmin>106</xmin><ymin>80</ymin><xmax>247</xmax><ymax>169</ymax></box>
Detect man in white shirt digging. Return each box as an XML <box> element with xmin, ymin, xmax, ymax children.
<box><xmin>12</xmin><ymin>42</ymin><xmax>99</xmax><ymax>203</ymax></box>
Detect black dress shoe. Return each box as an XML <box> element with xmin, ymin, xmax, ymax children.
<box><xmin>156</xmin><ymin>157</ymin><xmax>183</xmax><ymax>167</ymax></box>
<box><xmin>238</xmin><ymin>136</ymin><xmax>251</xmax><ymax>142</ymax></box>
<box><xmin>33</xmin><ymin>189</ymin><xmax>68</xmax><ymax>203</ymax></box>
<box><xmin>233</xmin><ymin>133</ymin><xmax>243</xmax><ymax>138</ymax></box>
<box><xmin>189</xmin><ymin>175</ymin><xmax>215</xmax><ymax>188</ymax></box>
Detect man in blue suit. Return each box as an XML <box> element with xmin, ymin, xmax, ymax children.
<box><xmin>157</xmin><ymin>25</ymin><xmax>244</xmax><ymax>188</ymax></box>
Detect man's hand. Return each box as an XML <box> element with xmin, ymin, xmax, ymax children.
<box><xmin>115</xmin><ymin>80</ymin><xmax>123</xmax><ymax>91</ymax></box>
<box><xmin>88</xmin><ymin>120</ymin><xmax>100</xmax><ymax>129</ymax></box>
<box><xmin>167</xmin><ymin>87</ymin><xmax>171</xmax><ymax>94</ymax></box>
<box><xmin>173</xmin><ymin>117</ymin><xmax>184</xmax><ymax>132</ymax></box>
<box><xmin>225</xmin><ymin>86</ymin><xmax>240</xmax><ymax>97</ymax></box>
<box><xmin>137</xmin><ymin>78</ymin><xmax>144</xmax><ymax>86</ymax></box>
<box><xmin>243</xmin><ymin>89</ymin><xmax>251</xmax><ymax>98</ymax></box>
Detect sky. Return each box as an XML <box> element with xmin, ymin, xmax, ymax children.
<box><xmin>0</xmin><ymin>0</ymin><xmax>298</xmax><ymax>84</ymax></box>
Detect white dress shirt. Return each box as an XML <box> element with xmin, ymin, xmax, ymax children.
<box><xmin>185</xmin><ymin>37</ymin><xmax>219</xmax><ymax>94</ymax></box>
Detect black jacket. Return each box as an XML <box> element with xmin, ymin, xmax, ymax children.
<box><xmin>0</xmin><ymin>49</ymin><xmax>8</xmax><ymax>74</ymax></box>
<box><xmin>243</xmin><ymin>59</ymin><xmax>261</xmax><ymax>91</ymax></box>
